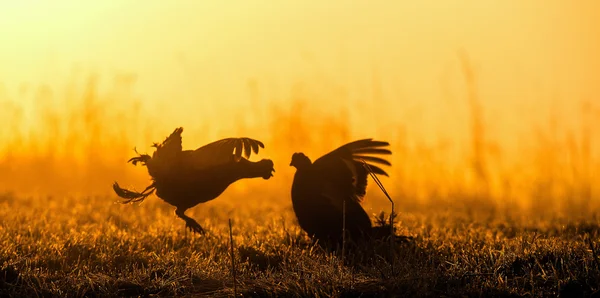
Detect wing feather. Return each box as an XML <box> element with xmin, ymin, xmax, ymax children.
<box><xmin>242</xmin><ymin>138</ymin><xmax>251</xmax><ymax>159</ymax></box>
<box><xmin>353</xmin><ymin>148</ymin><xmax>392</xmax><ymax>155</ymax></box>
<box><xmin>234</xmin><ymin>139</ymin><xmax>243</xmax><ymax>162</ymax></box>
<box><xmin>250</xmin><ymin>140</ymin><xmax>259</xmax><ymax>154</ymax></box>
<box><xmin>310</xmin><ymin>138</ymin><xmax>392</xmax><ymax>208</ymax></box>
<box><xmin>355</xmin><ymin>155</ymin><xmax>392</xmax><ymax>167</ymax></box>
<box><xmin>142</xmin><ymin>128</ymin><xmax>266</xmax><ymax>179</ymax></box>
<box><xmin>187</xmin><ymin>137</ymin><xmax>266</xmax><ymax>169</ymax></box>
<box><xmin>359</xmin><ymin>162</ymin><xmax>388</xmax><ymax>176</ymax></box>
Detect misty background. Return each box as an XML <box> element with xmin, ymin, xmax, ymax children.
<box><xmin>0</xmin><ymin>1</ymin><xmax>598</xmax><ymax>216</ymax></box>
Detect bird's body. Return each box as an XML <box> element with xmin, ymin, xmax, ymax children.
<box><xmin>289</xmin><ymin>139</ymin><xmax>393</xmax><ymax>248</ymax></box>
<box><xmin>113</xmin><ymin>127</ymin><xmax>274</xmax><ymax>234</ymax></box>
<box><xmin>153</xmin><ymin>157</ymin><xmax>272</xmax><ymax>208</ymax></box>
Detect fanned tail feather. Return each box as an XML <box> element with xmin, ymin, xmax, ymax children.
<box><xmin>112</xmin><ymin>181</ymin><xmax>156</xmax><ymax>204</ymax></box>
<box><xmin>127</xmin><ymin>148</ymin><xmax>152</xmax><ymax>166</ymax></box>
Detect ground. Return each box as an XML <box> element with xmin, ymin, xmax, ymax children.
<box><xmin>1</xmin><ymin>192</ymin><xmax>599</xmax><ymax>297</ymax></box>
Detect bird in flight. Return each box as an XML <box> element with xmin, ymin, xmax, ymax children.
<box><xmin>113</xmin><ymin>127</ymin><xmax>275</xmax><ymax>234</ymax></box>
<box><xmin>289</xmin><ymin>138</ymin><xmax>395</xmax><ymax>248</ymax></box>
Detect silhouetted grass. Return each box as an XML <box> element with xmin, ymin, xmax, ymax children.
<box><xmin>1</xmin><ymin>193</ymin><xmax>600</xmax><ymax>297</ymax></box>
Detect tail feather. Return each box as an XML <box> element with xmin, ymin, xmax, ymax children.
<box><xmin>112</xmin><ymin>181</ymin><xmax>156</xmax><ymax>204</ymax></box>
<box><xmin>127</xmin><ymin>148</ymin><xmax>152</xmax><ymax>166</ymax></box>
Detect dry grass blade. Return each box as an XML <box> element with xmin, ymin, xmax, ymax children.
<box><xmin>342</xmin><ymin>199</ymin><xmax>346</xmax><ymax>261</ymax></box>
<box><xmin>229</xmin><ymin>219</ymin><xmax>238</xmax><ymax>297</ymax></box>
<box><xmin>361</xmin><ymin>159</ymin><xmax>395</xmax><ymax>275</ymax></box>
<box><xmin>587</xmin><ymin>234</ymin><xmax>600</xmax><ymax>271</ymax></box>
<box><xmin>361</xmin><ymin>160</ymin><xmax>395</xmax><ymax>227</ymax></box>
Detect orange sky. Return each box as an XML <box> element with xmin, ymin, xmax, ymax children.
<box><xmin>1</xmin><ymin>1</ymin><xmax>598</xmax><ymax>130</ymax></box>
<box><xmin>0</xmin><ymin>1</ymin><xmax>598</xmax><ymax>199</ymax></box>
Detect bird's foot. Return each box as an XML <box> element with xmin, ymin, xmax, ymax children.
<box><xmin>185</xmin><ymin>219</ymin><xmax>206</xmax><ymax>235</ymax></box>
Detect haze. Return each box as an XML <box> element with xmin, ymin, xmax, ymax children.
<box><xmin>0</xmin><ymin>1</ymin><xmax>598</xmax><ymax>210</ymax></box>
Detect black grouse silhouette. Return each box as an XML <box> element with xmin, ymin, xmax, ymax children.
<box><xmin>113</xmin><ymin>127</ymin><xmax>275</xmax><ymax>234</ymax></box>
<box><xmin>290</xmin><ymin>139</ymin><xmax>398</xmax><ymax>248</ymax></box>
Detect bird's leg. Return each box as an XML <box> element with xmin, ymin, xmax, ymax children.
<box><xmin>175</xmin><ymin>208</ymin><xmax>205</xmax><ymax>235</ymax></box>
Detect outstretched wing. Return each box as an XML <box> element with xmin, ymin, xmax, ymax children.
<box><xmin>312</xmin><ymin>138</ymin><xmax>392</xmax><ymax>204</ymax></box>
<box><xmin>182</xmin><ymin>137</ymin><xmax>265</xmax><ymax>170</ymax></box>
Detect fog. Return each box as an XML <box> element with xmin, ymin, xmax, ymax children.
<box><xmin>0</xmin><ymin>1</ymin><xmax>598</xmax><ymax>214</ymax></box>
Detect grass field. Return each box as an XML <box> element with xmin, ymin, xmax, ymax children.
<box><xmin>2</xmin><ymin>2</ymin><xmax>600</xmax><ymax>295</ymax></box>
<box><xmin>1</xmin><ymin>68</ymin><xmax>599</xmax><ymax>296</ymax></box>
<box><xmin>1</xmin><ymin>189</ymin><xmax>599</xmax><ymax>297</ymax></box>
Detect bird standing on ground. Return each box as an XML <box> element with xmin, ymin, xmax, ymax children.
<box><xmin>289</xmin><ymin>139</ymin><xmax>394</xmax><ymax>248</ymax></box>
<box><xmin>113</xmin><ymin>127</ymin><xmax>275</xmax><ymax>234</ymax></box>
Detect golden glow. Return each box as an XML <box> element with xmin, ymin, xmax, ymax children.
<box><xmin>0</xmin><ymin>1</ymin><xmax>599</xmax><ymax>213</ymax></box>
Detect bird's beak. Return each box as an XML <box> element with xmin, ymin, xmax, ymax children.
<box><xmin>289</xmin><ymin>161</ymin><xmax>293</xmax><ymax>166</ymax></box>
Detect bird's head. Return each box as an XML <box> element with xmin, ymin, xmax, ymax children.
<box><xmin>290</xmin><ymin>152</ymin><xmax>312</xmax><ymax>170</ymax></box>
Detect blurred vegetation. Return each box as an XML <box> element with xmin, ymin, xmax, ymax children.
<box><xmin>0</xmin><ymin>59</ymin><xmax>598</xmax><ymax>296</ymax></box>
<box><xmin>0</xmin><ymin>58</ymin><xmax>597</xmax><ymax>217</ymax></box>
